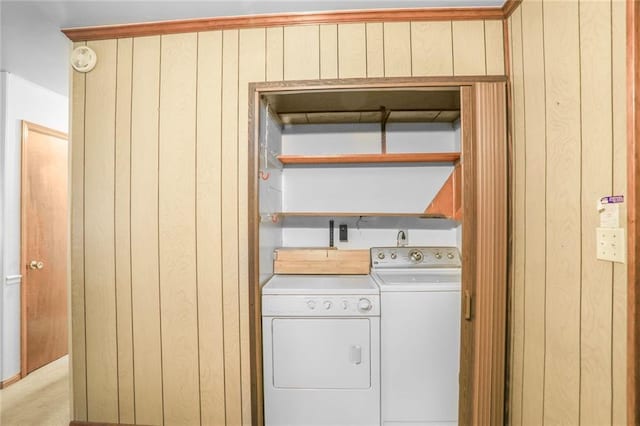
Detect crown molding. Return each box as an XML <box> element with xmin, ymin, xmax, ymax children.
<box><xmin>62</xmin><ymin>2</ymin><xmax>520</xmax><ymax>42</ymax></box>
<box><xmin>501</xmin><ymin>0</ymin><xmax>522</xmax><ymax>19</ymax></box>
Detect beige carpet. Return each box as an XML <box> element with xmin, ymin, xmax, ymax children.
<box><xmin>0</xmin><ymin>355</ymin><xmax>69</xmax><ymax>426</ymax></box>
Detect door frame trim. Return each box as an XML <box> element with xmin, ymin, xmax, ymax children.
<box><xmin>19</xmin><ymin>120</ymin><xmax>68</xmax><ymax>378</ymax></box>
<box><xmin>248</xmin><ymin>76</ymin><xmax>508</xmax><ymax>425</ymax></box>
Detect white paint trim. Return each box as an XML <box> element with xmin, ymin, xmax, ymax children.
<box><xmin>5</xmin><ymin>275</ymin><xmax>21</xmax><ymax>287</ymax></box>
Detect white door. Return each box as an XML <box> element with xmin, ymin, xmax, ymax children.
<box><xmin>271</xmin><ymin>318</ymin><xmax>371</xmax><ymax>389</ymax></box>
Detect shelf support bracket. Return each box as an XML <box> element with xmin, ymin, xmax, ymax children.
<box><xmin>380</xmin><ymin>106</ymin><xmax>391</xmax><ymax>153</ymax></box>
<box><xmin>424</xmin><ymin>162</ymin><xmax>462</xmax><ymax>220</ymax></box>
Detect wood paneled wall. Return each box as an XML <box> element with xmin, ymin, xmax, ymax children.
<box><xmin>507</xmin><ymin>1</ymin><xmax>627</xmax><ymax>425</ymax></box>
<box><xmin>70</xmin><ymin>20</ymin><xmax>504</xmax><ymax>424</ymax></box>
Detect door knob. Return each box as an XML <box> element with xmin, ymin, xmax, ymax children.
<box><xmin>28</xmin><ymin>260</ymin><xmax>44</xmax><ymax>270</ymax></box>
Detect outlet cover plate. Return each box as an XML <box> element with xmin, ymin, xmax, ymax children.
<box><xmin>596</xmin><ymin>227</ymin><xmax>625</xmax><ymax>263</ymax></box>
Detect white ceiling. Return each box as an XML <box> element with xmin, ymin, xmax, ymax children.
<box><xmin>16</xmin><ymin>0</ymin><xmax>505</xmax><ymax>28</ymax></box>
<box><xmin>0</xmin><ymin>0</ymin><xmax>504</xmax><ymax>96</ymax></box>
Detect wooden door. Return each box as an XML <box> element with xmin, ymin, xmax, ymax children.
<box><xmin>20</xmin><ymin>121</ymin><xmax>69</xmax><ymax>375</ymax></box>
<box><xmin>458</xmin><ymin>82</ymin><xmax>508</xmax><ymax>426</ymax></box>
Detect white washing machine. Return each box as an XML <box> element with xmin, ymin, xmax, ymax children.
<box><xmin>262</xmin><ymin>274</ymin><xmax>381</xmax><ymax>426</ymax></box>
<box><xmin>371</xmin><ymin>247</ymin><xmax>461</xmax><ymax>426</ymax></box>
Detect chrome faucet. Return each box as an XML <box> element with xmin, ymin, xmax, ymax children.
<box><xmin>397</xmin><ymin>230</ymin><xmax>408</xmax><ymax>247</ymax></box>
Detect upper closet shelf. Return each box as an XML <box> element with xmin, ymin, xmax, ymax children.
<box><xmin>263</xmin><ymin>88</ymin><xmax>461</xmax><ymax>125</ymax></box>
<box><xmin>277</xmin><ymin>152</ymin><xmax>460</xmax><ymax>165</ymax></box>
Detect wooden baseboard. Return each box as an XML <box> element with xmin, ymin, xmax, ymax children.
<box><xmin>0</xmin><ymin>373</ymin><xmax>21</xmax><ymax>389</ymax></box>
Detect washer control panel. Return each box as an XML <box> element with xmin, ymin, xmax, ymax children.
<box><xmin>371</xmin><ymin>246</ymin><xmax>461</xmax><ymax>268</ymax></box>
<box><xmin>262</xmin><ymin>295</ymin><xmax>380</xmax><ymax>317</ymax></box>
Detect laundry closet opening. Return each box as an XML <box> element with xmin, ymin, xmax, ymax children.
<box><xmin>247</xmin><ymin>78</ymin><xmax>508</xmax><ymax>426</ymax></box>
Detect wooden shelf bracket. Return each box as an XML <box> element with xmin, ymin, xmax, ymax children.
<box><xmin>424</xmin><ymin>162</ymin><xmax>462</xmax><ymax>220</ymax></box>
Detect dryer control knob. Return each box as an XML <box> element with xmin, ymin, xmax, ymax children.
<box><xmin>358</xmin><ymin>298</ymin><xmax>372</xmax><ymax>312</ymax></box>
<box><xmin>307</xmin><ymin>300</ymin><xmax>316</xmax><ymax>310</ymax></box>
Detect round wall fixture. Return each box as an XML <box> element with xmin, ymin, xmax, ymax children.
<box><xmin>70</xmin><ymin>46</ymin><xmax>97</xmax><ymax>73</ymax></box>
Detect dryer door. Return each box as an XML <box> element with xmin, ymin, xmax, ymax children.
<box><xmin>270</xmin><ymin>318</ymin><xmax>371</xmax><ymax>389</ymax></box>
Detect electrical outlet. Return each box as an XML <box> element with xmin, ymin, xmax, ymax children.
<box><xmin>596</xmin><ymin>227</ymin><xmax>625</xmax><ymax>263</ymax></box>
<box><xmin>339</xmin><ymin>224</ymin><xmax>348</xmax><ymax>242</ymax></box>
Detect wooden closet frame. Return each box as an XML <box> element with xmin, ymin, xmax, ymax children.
<box><xmin>248</xmin><ymin>76</ymin><xmax>508</xmax><ymax>426</ymax></box>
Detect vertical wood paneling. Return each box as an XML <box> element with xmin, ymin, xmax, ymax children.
<box><xmin>70</xmin><ymin>40</ymin><xmax>87</xmax><ymax>423</ymax></box>
<box><xmin>509</xmin><ymin>1</ymin><xmax>628</xmax><ymax>425</ymax></box>
<box><xmin>338</xmin><ymin>23</ymin><xmax>366</xmax><ymax>78</ymax></box>
<box><xmin>410</xmin><ymin>21</ymin><xmax>453</xmax><ymax>77</ymax></box>
<box><xmin>542</xmin><ymin>1</ymin><xmax>582</xmax><ymax>424</ymax></box>
<box><xmin>283</xmin><ymin>26</ymin><xmax>319</xmax><ymax>80</ymax></box>
<box><xmin>628</xmin><ymin>6</ymin><xmax>640</xmax><ymax>420</ymax></box>
<box><xmin>221</xmin><ymin>29</ymin><xmax>242</xmax><ymax>425</ymax></box>
<box><xmin>508</xmin><ymin>9</ymin><xmax>526</xmax><ymax>426</ymax></box>
<box><xmin>71</xmin><ymin>13</ymin><xmax>626</xmax><ymax>425</ymax></box>
<box><xmin>520</xmin><ymin>1</ymin><xmax>546</xmax><ymax>423</ymax></box>
<box><xmin>114</xmin><ymin>37</ymin><xmax>134</xmax><ymax>424</ymax></box>
<box><xmin>579</xmin><ymin>1</ymin><xmax>613</xmax><ymax>424</ymax></box>
<box><xmin>611</xmin><ymin>1</ymin><xmax>628</xmax><ymax>424</ymax></box>
<box><xmin>84</xmin><ymin>39</ymin><xmax>119</xmax><ymax>422</ymax></box>
<box><xmin>158</xmin><ymin>32</ymin><xmax>200</xmax><ymax>425</ymax></box>
<box><xmin>238</xmin><ymin>27</ymin><xmax>266</xmax><ymax>426</ymax></box>
<box><xmin>319</xmin><ymin>24</ymin><xmax>338</xmax><ymax>79</ymax></box>
<box><xmin>130</xmin><ymin>35</ymin><xmax>163</xmax><ymax>426</ymax></box>
<box><xmin>484</xmin><ymin>20</ymin><xmax>505</xmax><ymax>75</ymax></box>
<box><xmin>383</xmin><ymin>22</ymin><xmax>411</xmax><ymax>77</ymax></box>
<box><xmin>365</xmin><ymin>23</ymin><xmax>384</xmax><ymax>78</ymax></box>
<box><xmin>196</xmin><ymin>30</ymin><xmax>226</xmax><ymax>426</ymax></box>
<box><xmin>452</xmin><ymin>21</ymin><xmax>486</xmax><ymax>76</ymax></box>
<box><xmin>266</xmin><ymin>27</ymin><xmax>284</xmax><ymax>82</ymax></box>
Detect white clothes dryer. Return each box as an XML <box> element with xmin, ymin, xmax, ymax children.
<box><xmin>262</xmin><ymin>274</ymin><xmax>381</xmax><ymax>426</ymax></box>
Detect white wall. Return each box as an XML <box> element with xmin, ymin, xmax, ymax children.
<box><xmin>281</xmin><ymin>216</ymin><xmax>460</xmax><ymax>248</ymax></box>
<box><xmin>281</xmin><ymin>122</ymin><xmax>459</xmax><ymax>154</ymax></box>
<box><xmin>0</xmin><ymin>71</ymin><xmax>6</xmax><ymax>383</ymax></box>
<box><xmin>1</xmin><ymin>2</ymin><xmax>71</xmax><ymax>96</ymax></box>
<box><xmin>276</xmin><ymin>121</ymin><xmax>462</xmax><ymax>253</ymax></box>
<box><xmin>282</xmin><ymin>165</ymin><xmax>454</xmax><ymax>213</ymax></box>
<box><xmin>259</xmin><ymin>104</ymin><xmax>283</xmax><ymax>284</ymax></box>
<box><xmin>281</xmin><ymin>122</ymin><xmax>459</xmax><ymax>213</ymax></box>
<box><xmin>0</xmin><ymin>72</ymin><xmax>68</xmax><ymax>381</ymax></box>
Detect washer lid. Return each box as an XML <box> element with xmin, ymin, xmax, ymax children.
<box><xmin>262</xmin><ymin>274</ymin><xmax>379</xmax><ymax>295</ymax></box>
<box><xmin>372</xmin><ymin>269</ymin><xmax>461</xmax><ymax>292</ymax></box>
